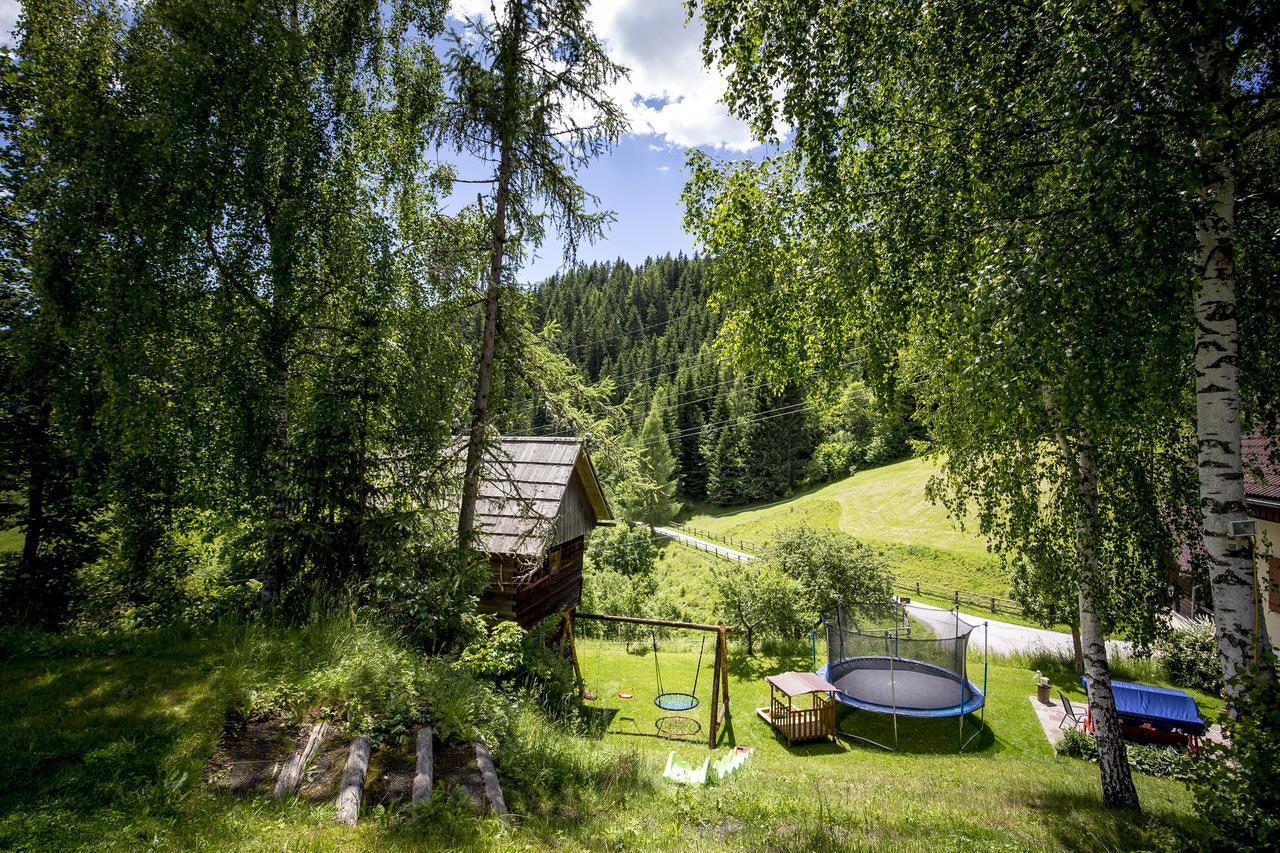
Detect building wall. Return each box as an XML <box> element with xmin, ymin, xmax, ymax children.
<box><xmin>1252</xmin><ymin>512</ymin><xmax>1280</xmax><ymax>651</ymax></box>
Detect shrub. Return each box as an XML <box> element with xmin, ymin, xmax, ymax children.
<box><xmin>228</xmin><ymin>615</ymin><xmax>513</xmax><ymax>745</ymax></box>
<box><xmin>1154</xmin><ymin>617</ymin><xmax>1221</xmax><ymax>693</ymax></box>
<box><xmin>1055</xmin><ymin>725</ymin><xmax>1203</xmax><ymax>783</ymax></box>
<box><xmin>1193</xmin><ymin>675</ymin><xmax>1280</xmax><ymax>850</ymax></box>
<box><xmin>586</xmin><ymin>523</ymin><xmax>656</xmax><ymax>576</ymax></box>
<box><xmin>459</xmin><ymin>620</ymin><xmax>526</xmax><ymax>679</ymax></box>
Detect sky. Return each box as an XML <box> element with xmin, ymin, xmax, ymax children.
<box><xmin>0</xmin><ymin>0</ymin><xmax>766</xmax><ymax>283</ymax></box>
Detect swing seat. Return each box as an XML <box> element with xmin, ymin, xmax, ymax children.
<box><xmin>655</xmin><ymin>692</ymin><xmax>700</xmax><ymax>712</ymax></box>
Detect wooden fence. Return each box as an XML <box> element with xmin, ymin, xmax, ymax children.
<box><xmin>660</xmin><ymin>523</ymin><xmax>1026</xmax><ymax>620</ymax></box>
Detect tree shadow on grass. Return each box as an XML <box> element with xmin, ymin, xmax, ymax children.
<box><xmin>0</xmin><ymin>636</ymin><xmax>233</xmax><ymax>850</ymax></box>
<box><xmin>1008</xmin><ymin>782</ymin><xmax>1203</xmax><ymax>851</ymax></box>
<box><xmin>726</xmin><ymin>647</ymin><xmax>814</xmax><ymax>683</ymax></box>
<box><xmin>833</xmin><ymin>707</ymin><xmax>1002</xmax><ymax>756</ymax></box>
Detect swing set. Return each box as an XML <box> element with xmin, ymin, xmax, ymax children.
<box><xmin>560</xmin><ymin>610</ymin><xmax>733</xmax><ymax>749</ymax></box>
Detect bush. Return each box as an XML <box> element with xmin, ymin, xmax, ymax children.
<box><xmin>586</xmin><ymin>523</ymin><xmax>656</xmax><ymax>576</ymax></box>
<box><xmin>229</xmin><ymin>615</ymin><xmax>513</xmax><ymax>745</ymax></box>
<box><xmin>1054</xmin><ymin>725</ymin><xmax>1204</xmax><ymax>783</ymax></box>
<box><xmin>1193</xmin><ymin>675</ymin><xmax>1280</xmax><ymax>850</ymax></box>
<box><xmin>1154</xmin><ymin>617</ymin><xmax>1221</xmax><ymax>693</ymax></box>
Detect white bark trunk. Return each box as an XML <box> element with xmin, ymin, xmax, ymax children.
<box><xmin>1192</xmin><ymin>39</ymin><xmax>1274</xmax><ymax>700</ymax></box>
<box><xmin>1055</xmin><ymin>422</ymin><xmax>1139</xmax><ymax>810</ymax></box>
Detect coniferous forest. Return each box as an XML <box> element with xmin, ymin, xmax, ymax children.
<box><xmin>525</xmin><ymin>254</ymin><xmax>917</xmax><ymax>506</ymax></box>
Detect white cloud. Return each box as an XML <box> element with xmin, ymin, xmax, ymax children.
<box><xmin>656</xmin><ymin>165</ymin><xmax>670</xmax><ymax>172</ymax></box>
<box><xmin>0</xmin><ymin>0</ymin><xmax>21</xmax><ymax>49</ymax></box>
<box><xmin>448</xmin><ymin>0</ymin><xmax>760</xmax><ymax>152</ymax></box>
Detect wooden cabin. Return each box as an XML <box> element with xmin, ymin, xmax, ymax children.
<box><xmin>464</xmin><ymin>436</ymin><xmax>612</xmax><ymax>627</ymax></box>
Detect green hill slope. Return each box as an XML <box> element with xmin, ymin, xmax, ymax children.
<box><xmin>681</xmin><ymin>457</ymin><xmax>1012</xmax><ymax>596</ymax></box>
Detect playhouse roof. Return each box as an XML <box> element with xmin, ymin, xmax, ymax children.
<box><xmin>765</xmin><ymin>671</ymin><xmax>839</xmax><ymax>697</ymax></box>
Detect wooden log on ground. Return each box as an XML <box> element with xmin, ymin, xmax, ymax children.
<box><xmin>473</xmin><ymin>742</ymin><xmax>510</xmax><ymax>824</ymax></box>
<box><xmin>335</xmin><ymin>735</ymin><xmax>372</xmax><ymax>825</ymax></box>
<box><xmin>273</xmin><ymin>721</ymin><xmax>330</xmax><ymax>799</ymax></box>
<box><xmin>412</xmin><ymin>726</ymin><xmax>433</xmax><ymax>803</ymax></box>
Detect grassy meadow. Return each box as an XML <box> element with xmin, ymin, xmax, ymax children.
<box><xmin>680</xmin><ymin>457</ymin><xmax>1023</xmax><ymax>608</ymax></box>
<box><xmin>0</xmin><ymin>615</ymin><xmax>1219</xmax><ymax>851</ymax></box>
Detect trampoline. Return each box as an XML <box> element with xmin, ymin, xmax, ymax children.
<box><xmin>816</xmin><ymin>602</ymin><xmax>988</xmax><ymax>751</ymax></box>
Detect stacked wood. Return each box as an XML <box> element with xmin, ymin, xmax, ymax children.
<box><xmin>412</xmin><ymin>726</ymin><xmax>433</xmax><ymax>803</ymax></box>
<box><xmin>335</xmin><ymin>735</ymin><xmax>372</xmax><ymax>825</ymax></box>
<box><xmin>273</xmin><ymin>722</ymin><xmax>329</xmax><ymax>799</ymax></box>
<box><xmin>473</xmin><ymin>742</ymin><xmax>511</xmax><ymax>825</ymax></box>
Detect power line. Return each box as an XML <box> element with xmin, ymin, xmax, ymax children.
<box><xmin>559</xmin><ymin>304</ymin><xmax>724</xmax><ymax>353</ymax></box>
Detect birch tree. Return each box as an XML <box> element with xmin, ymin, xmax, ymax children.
<box><xmin>692</xmin><ymin>0</ymin><xmax>1279</xmax><ymax>703</ymax></box>
<box><xmin>441</xmin><ymin>0</ymin><xmax>626</xmax><ymax>543</ymax></box>
<box><xmin>684</xmin><ymin>0</ymin><xmax>1223</xmax><ymax>810</ymax></box>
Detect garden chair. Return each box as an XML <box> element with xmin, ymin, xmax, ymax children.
<box><xmin>1058</xmin><ymin>691</ymin><xmax>1085</xmax><ymax>729</ymax></box>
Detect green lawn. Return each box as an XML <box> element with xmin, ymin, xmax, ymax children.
<box><xmin>680</xmin><ymin>457</ymin><xmax>1017</xmax><ymax>599</ymax></box>
<box><xmin>564</xmin><ymin>637</ymin><xmax>1215</xmax><ymax>850</ymax></box>
<box><xmin>0</xmin><ymin>622</ymin><xmax>1217</xmax><ymax>851</ymax></box>
<box><xmin>0</xmin><ymin>527</ymin><xmax>21</xmax><ymax>553</ymax></box>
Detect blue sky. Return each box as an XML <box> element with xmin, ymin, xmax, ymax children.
<box><xmin>447</xmin><ymin>0</ymin><xmax>767</xmax><ymax>283</ymax></box>
<box><xmin>0</xmin><ymin>0</ymin><xmax>766</xmax><ymax>283</ymax></box>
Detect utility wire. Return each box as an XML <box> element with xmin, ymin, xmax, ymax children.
<box><xmin>559</xmin><ymin>304</ymin><xmax>724</xmax><ymax>353</ymax></box>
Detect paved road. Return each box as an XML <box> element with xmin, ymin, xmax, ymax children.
<box><xmin>653</xmin><ymin>526</ymin><xmax>755</xmax><ymax>562</ymax></box>
<box><xmin>656</xmin><ymin>526</ymin><xmax>1133</xmax><ymax>658</ymax></box>
<box><xmin>909</xmin><ymin>601</ymin><xmax>1131</xmax><ymax>658</ymax></box>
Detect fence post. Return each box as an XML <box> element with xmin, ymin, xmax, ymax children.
<box><xmin>953</xmin><ymin>590</ymin><xmax>959</xmax><ymax>606</ymax></box>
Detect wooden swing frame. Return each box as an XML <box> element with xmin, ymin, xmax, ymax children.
<box><xmin>559</xmin><ymin>609</ymin><xmax>732</xmax><ymax>749</ymax></box>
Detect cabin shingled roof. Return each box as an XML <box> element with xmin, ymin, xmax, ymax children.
<box><xmin>455</xmin><ymin>436</ymin><xmax>612</xmax><ymax>557</ymax></box>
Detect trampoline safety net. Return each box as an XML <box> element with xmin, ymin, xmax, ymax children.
<box><xmin>822</xmin><ymin>602</ymin><xmax>982</xmax><ymax>715</ymax></box>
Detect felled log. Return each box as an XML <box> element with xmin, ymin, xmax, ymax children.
<box><xmin>412</xmin><ymin>726</ymin><xmax>433</xmax><ymax>803</ymax></box>
<box><xmin>473</xmin><ymin>742</ymin><xmax>510</xmax><ymax>825</ymax></box>
<box><xmin>335</xmin><ymin>735</ymin><xmax>372</xmax><ymax>825</ymax></box>
<box><xmin>273</xmin><ymin>721</ymin><xmax>330</xmax><ymax>799</ymax></box>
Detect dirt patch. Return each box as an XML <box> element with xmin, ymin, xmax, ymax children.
<box><xmin>297</xmin><ymin>741</ymin><xmax>349</xmax><ymax>803</ymax></box>
<box><xmin>434</xmin><ymin>743</ymin><xmax>488</xmax><ymax>810</ymax></box>
<box><xmin>207</xmin><ymin>715</ymin><xmax>296</xmax><ymax>796</ymax></box>
<box><xmin>366</xmin><ymin>741</ymin><xmax>417</xmax><ymax>807</ymax></box>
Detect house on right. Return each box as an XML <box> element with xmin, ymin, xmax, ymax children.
<box><xmin>1243</xmin><ymin>433</ymin><xmax>1280</xmax><ymax>646</ymax></box>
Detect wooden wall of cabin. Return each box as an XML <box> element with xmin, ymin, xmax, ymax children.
<box><xmin>478</xmin><ymin>536</ymin><xmax>585</xmax><ymax>628</ymax></box>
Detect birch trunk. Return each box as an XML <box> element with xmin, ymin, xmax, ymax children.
<box><xmin>1070</xmin><ymin>616</ymin><xmax>1084</xmax><ymax>675</ymax></box>
<box><xmin>1191</xmin><ymin>38</ymin><xmax>1274</xmax><ymax>700</ymax></box>
<box><xmin>1056</xmin><ymin>425</ymin><xmax>1139</xmax><ymax>811</ymax></box>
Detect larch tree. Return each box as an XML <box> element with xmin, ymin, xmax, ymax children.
<box><xmin>7</xmin><ymin>0</ymin><xmax>474</xmax><ymax>617</ymax></box>
<box><xmin>441</xmin><ymin>0</ymin><xmax>627</xmax><ymax>544</ymax></box>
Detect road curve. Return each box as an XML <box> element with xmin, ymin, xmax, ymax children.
<box><xmin>655</xmin><ymin>526</ymin><xmax>1132</xmax><ymax>658</ymax></box>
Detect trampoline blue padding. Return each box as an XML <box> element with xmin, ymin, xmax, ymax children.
<box><xmin>818</xmin><ymin>656</ymin><xmax>986</xmax><ymax>718</ymax></box>
<box><xmin>1081</xmin><ymin>677</ymin><xmax>1204</xmax><ymax>735</ymax></box>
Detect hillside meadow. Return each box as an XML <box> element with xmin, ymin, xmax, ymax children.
<box><xmin>0</xmin><ymin>614</ymin><xmax>1218</xmax><ymax>851</ymax></box>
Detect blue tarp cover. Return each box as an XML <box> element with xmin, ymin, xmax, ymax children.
<box><xmin>1081</xmin><ymin>677</ymin><xmax>1205</xmax><ymax>735</ymax></box>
